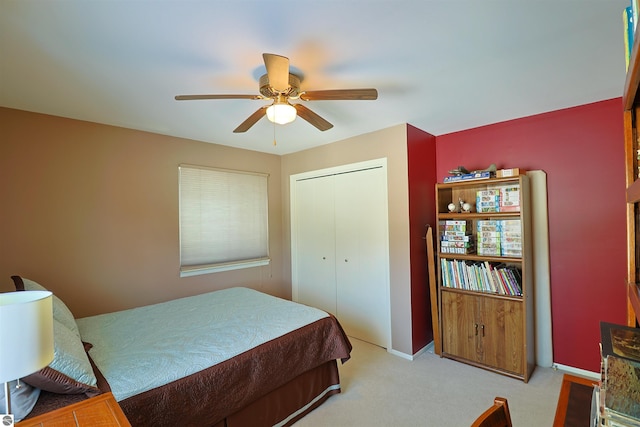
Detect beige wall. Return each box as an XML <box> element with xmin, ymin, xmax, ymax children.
<box><xmin>281</xmin><ymin>124</ymin><xmax>414</xmax><ymax>355</ymax></box>
<box><xmin>0</xmin><ymin>108</ymin><xmax>415</xmax><ymax>354</ymax></box>
<box><xmin>0</xmin><ymin>107</ymin><xmax>285</xmax><ymax>317</ymax></box>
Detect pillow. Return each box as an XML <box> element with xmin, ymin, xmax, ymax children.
<box><xmin>0</xmin><ymin>380</ymin><xmax>40</xmax><ymax>422</ymax></box>
<box><xmin>12</xmin><ymin>276</ymin><xmax>81</xmax><ymax>338</ymax></box>
<box><xmin>22</xmin><ymin>318</ymin><xmax>99</xmax><ymax>396</ymax></box>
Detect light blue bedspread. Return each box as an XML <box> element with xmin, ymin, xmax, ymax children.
<box><xmin>76</xmin><ymin>287</ymin><xmax>328</xmax><ymax>401</ymax></box>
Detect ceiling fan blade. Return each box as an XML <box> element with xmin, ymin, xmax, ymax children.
<box><xmin>293</xmin><ymin>104</ymin><xmax>333</xmax><ymax>131</ymax></box>
<box><xmin>233</xmin><ymin>106</ymin><xmax>267</xmax><ymax>133</ymax></box>
<box><xmin>263</xmin><ymin>53</ymin><xmax>290</xmax><ymax>92</ymax></box>
<box><xmin>299</xmin><ymin>88</ymin><xmax>378</xmax><ymax>101</ymax></box>
<box><xmin>175</xmin><ymin>94</ymin><xmax>261</xmax><ymax>101</ymax></box>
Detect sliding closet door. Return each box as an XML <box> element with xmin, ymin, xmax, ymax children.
<box><xmin>292</xmin><ymin>175</ymin><xmax>337</xmax><ymax>315</ymax></box>
<box><xmin>334</xmin><ymin>167</ymin><xmax>390</xmax><ymax>347</ymax></box>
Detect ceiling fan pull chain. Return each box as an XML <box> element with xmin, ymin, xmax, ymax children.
<box><xmin>273</xmin><ymin>118</ymin><xmax>277</xmax><ymax>146</ymax></box>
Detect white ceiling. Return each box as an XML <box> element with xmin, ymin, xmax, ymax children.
<box><xmin>0</xmin><ymin>0</ymin><xmax>630</xmax><ymax>155</ymax></box>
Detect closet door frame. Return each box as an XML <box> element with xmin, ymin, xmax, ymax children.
<box><xmin>290</xmin><ymin>158</ymin><xmax>391</xmax><ymax>349</ymax></box>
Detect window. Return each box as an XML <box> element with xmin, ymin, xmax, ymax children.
<box><xmin>179</xmin><ymin>164</ymin><xmax>269</xmax><ymax>277</ymax></box>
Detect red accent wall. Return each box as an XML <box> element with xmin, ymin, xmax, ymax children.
<box><xmin>435</xmin><ymin>98</ymin><xmax>627</xmax><ymax>371</ymax></box>
<box><xmin>407</xmin><ymin>124</ymin><xmax>437</xmax><ymax>353</ymax></box>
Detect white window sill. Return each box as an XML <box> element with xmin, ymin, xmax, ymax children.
<box><xmin>180</xmin><ymin>258</ymin><xmax>270</xmax><ymax>277</ymax></box>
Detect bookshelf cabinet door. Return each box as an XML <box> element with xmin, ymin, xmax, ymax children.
<box><xmin>441</xmin><ymin>291</ymin><xmax>480</xmax><ymax>363</ymax></box>
<box><xmin>479</xmin><ymin>297</ymin><xmax>524</xmax><ymax>374</ymax></box>
<box><xmin>441</xmin><ymin>291</ymin><xmax>525</xmax><ymax>375</ymax></box>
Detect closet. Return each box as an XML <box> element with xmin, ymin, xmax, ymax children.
<box><xmin>291</xmin><ymin>159</ymin><xmax>391</xmax><ymax>348</ymax></box>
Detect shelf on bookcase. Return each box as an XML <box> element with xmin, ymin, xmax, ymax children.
<box><xmin>440</xmin><ymin>286</ymin><xmax>523</xmax><ymax>301</ymax></box>
<box><xmin>438</xmin><ymin>212</ymin><xmax>521</xmax><ymax>220</ymax></box>
<box><xmin>437</xmin><ymin>176</ymin><xmax>524</xmax><ymax>188</ymax></box>
<box><xmin>438</xmin><ymin>253</ymin><xmax>522</xmax><ymax>263</ymax></box>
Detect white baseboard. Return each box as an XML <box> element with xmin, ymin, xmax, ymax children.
<box><xmin>387</xmin><ymin>342</ymin><xmax>431</xmax><ymax>361</ymax></box>
<box><xmin>387</xmin><ymin>348</ymin><xmax>413</xmax><ymax>360</ymax></box>
<box><xmin>552</xmin><ymin>363</ymin><xmax>600</xmax><ymax>380</ymax></box>
<box><xmin>388</xmin><ymin>343</ymin><xmax>601</xmax><ymax>379</ymax></box>
<box><xmin>423</xmin><ymin>341</ymin><xmax>435</xmax><ymax>354</ymax></box>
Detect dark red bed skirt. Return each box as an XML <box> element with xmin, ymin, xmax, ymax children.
<box><xmin>222</xmin><ymin>359</ymin><xmax>340</xmax><ymax>427</ymax></box>
<box><xmin>27</xmin><ymin>361</ymin><xmax>340</xmax><ymax>427</ymax></box>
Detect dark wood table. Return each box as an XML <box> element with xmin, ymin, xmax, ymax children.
<box><xmin>553</xmin><ymin>373</ymin><xmax>598</xmax><ymax>427</ymax></box>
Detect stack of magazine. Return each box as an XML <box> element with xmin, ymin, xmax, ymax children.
<box><xmin>597</xmin><ymin>322</ymin><xmax>640</xmax><ymax>426</ymax></box>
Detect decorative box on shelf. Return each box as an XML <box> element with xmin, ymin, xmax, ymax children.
<box><xmin>496</xmin><ymin>168</ymin><xmax>526</xmax><ymax>178</ymax></box>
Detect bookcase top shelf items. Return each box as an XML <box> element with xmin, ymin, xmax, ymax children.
<box><xmin>436</xmin><ymin>176</ymin><xmax>527</xmax><ymax>216</ymax></box>
<box><xmin>438</xmin><ymin>175</ymin><xmax>525</xmax><ymax>188</ymax></box>
<box><xmin>436</xmin><ymin>175</ymin><xmax>529</xmax><ymax>297</ymax></box>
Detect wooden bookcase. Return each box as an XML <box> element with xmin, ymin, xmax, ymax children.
<box><xmin>436</xmin><ymin>175</ymin><xmax>535</xmax><ymax>382</ymax></box>
<box><xmin>623</xmin><ymin>14</ymin><xmax>640</xmax><ymax>327</ymax></box>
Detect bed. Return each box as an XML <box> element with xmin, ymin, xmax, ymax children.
<box><xmin>11</xmin><ymin>276</ymin><xmax>352</xmax><ymax>426</ymax></box>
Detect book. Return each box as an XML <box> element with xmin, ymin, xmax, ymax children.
<box><xmin>476</xmin><ymin>189</ymin><xmax>500</xmax><ymax>213</ymax></box>
<box><xmin>483</xmin><ymin>261</ymin><xmax>498</xmax><ymax>293</ymax></box>
<box><xmin>443</xmin><ymin>170</ymin><xmax>494</xmax><ymax>183</ymax></box>
<box><xmin>500</xmin><ymin>219</ymin><xmax>521</xmax><ymax>231</ymax></box>
<box><xmin>625</xmin><ymin>6</ymin><xmax>634</xmax><ymax>71</ymax></box>
<box><xmin>507</xmin><ymin>266</ymin><xmax>523</xmax><ymax>295</ymax></box>
<box><xmin>496</xmin><ymin>268</ymin><xmax>514</xmax><ymax>295</ymax></box>
<box><xmin>440</xmin><ymin>241</ymin><xmax>474</xmax><ymax>248</ymax></box>
<box><xmin>439</xmin><ymin>258</ymin><xmax>522</xmax><ymax>295</ymax></box>
<box><xmin>441</xmin><ymin>247</ymin><xmax>475</xmax><ymax>255</ymax></box>
<box><xmin>498</xmin><ymin>186</ymin><xmax>520</xmax><ymax>212</ymax></box>
<box><xmin>477</xmin><ymin>220</ymin><xmax>501</xmax><ymax>232</ymax></box>
<box><xmin>439</xmin><ymin>220</ymin><xmax>472</xmax><ymax>233</ymax></box>
<box><xmin>441</xmin><ymin>234</ymin><xmax>473</xmax><ymax>242</ymax></box>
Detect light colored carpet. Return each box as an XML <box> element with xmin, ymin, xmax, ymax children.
<box><xmin>295</xmin><ymin>337</ymin><xmax>569</xmax><ymax>426</ymax></box>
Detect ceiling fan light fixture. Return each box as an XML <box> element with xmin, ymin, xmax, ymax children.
<box><xmin>176</xmin><ymin>53</ymin><xmax>377</xmax><ymax>133</ymax></box>
<box><xmin>266</xmin><ymin>102</ymin><xmax>297</xmax><ymax>125</ymax></box>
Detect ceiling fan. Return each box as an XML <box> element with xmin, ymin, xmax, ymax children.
<box><xmin>175</xmin><ymin>53</ymin><xmax>378</xmax><ymax>133</ymax></box>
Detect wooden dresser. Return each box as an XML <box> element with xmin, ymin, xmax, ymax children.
<box><xmin>17</xmin><ymin>392</ymin><xmax>130</xmax><ymax>427</ymax></box>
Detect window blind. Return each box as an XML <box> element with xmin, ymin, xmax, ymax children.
<box><xmin>179</xmin><ymin>165</ymin><xmax>269</xmax><ymax>276</ymax></box>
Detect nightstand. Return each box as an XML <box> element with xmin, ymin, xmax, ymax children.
<box><xmin>17</xmin><ymin>392</ymin><xmax>130</xmax><ymax>426</ymax></box>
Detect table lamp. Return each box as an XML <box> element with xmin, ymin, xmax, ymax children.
<box><xmin>0</xmin><ymin>290</ymin><xmax>54</xmax><ymax>417</ymax></box>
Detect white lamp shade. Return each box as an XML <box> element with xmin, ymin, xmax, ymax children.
<box><xmin>0</xmin><ymin>291</ymin><xmax>54</xmax><ymax>383</ymax></box>
<box><xmin>266</xmin><ymin>103</ymin><xmax>297</xmax><ymax>125</ymax></box>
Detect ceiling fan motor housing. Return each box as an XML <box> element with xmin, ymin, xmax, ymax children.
<box><xmin>259</xmin><ymin>73</ymin><xmax>301</xmax><ymax>98</ymax></box>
